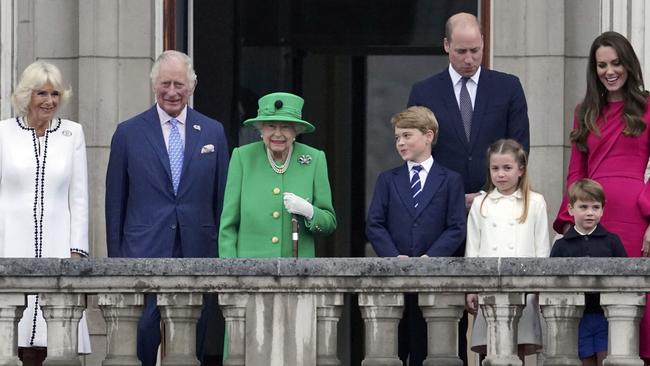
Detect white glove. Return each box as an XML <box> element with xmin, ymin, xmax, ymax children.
<box><xmin>283</xmin><ymin>192</ymin><xmax>314</xmax><ymax>220</ymax></box>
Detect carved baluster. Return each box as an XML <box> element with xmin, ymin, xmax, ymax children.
<box><xmin>40</xmin><ymin>293</ymin><xmax>86</xmax><ymax>366</ymax></box>
<box><xmin>157</xmin><ymin>293</ymin><xmax>203</xmax><ymax>366</ymax></box>
<box><xmin>219</xmin><ymin>293</ymin><xmax>249</xmax><ymax>366</ymax></box>
<box><xmin>98</xmin><ymin>293</ymin><xmax>144</xmax><ymax>366</ymax></box>
<box><xmin>315</xmin><ymin>293</ymin><xmax>344</xmax><ymax>366</ymax></box>
<box><xmin>359</xmin><ymin>293</ymin><xmax>404</xmax><ymax>366</ymax></box>
<box><xmin>0</xmin><ymin>294</ymin><xmax>26</xmax><ymax>366</ymax></box>
<box><xmin>539</xmin><ymin>292</ymin><xmax>583</xmax><ymax>366</ymax></box>
<box><xmin>419</xmin><ymin>293</ymin><xmax>465</xmax><ymax>366</ymax></box>
<box><xmin>602</xmin><ymin>293</ymin><xmax>645</xmax><ymax>366</ymax></box>
<box><xmin>480</xmin><ymin>292</ymin><xmax>525</xmax><ymax>366</ymax></box>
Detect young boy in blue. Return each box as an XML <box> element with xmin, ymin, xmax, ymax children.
<box><xmin>367</xmin><ymin>106</ymin><xmax>466</xmax><ymax>365</ymax></box>
<box><xmin>551</xmin><ymin>178</ymin><xmax>627</xmax><ymax>366</ymax></box>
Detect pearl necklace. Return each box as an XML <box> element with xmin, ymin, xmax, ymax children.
<box><xmin>266</xmin><ymin>144</ymin><xmax>293</xmax><ymax>174</ymax></box>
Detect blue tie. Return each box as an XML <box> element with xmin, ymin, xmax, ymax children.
<box><xmin>168</xmin><ymin>118</ymin><xmax>184</xmax><ymax>194</ymax></box>
<box><xmin>411</xmin><ymin>165</ymin><xmax>423</xmax><ymax>209</ymax></box>
<box><xmin>459</xmin><ymin>77</ymin><xmax>473</xmax><ymax>141</ymax></box>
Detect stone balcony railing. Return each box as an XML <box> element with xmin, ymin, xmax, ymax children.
<box><xmin>0</xmin><ymin>257</ymin><xmax>647</xmax><ymax>366</ymax></box>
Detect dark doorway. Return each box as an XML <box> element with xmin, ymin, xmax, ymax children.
<box><xmin>192</xmin><ymin>1</ymin><xmax>479</xmax><ymax>364</ymax></box>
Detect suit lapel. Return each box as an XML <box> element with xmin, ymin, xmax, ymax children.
<box><xmin>393</xmin><ymin>165</ymin><xmax>417</xmax><ymax>218</ymax></box>
<box><xmin>469</xmin><ymin>69</ymin><xmax>490</xmax><ymax>153</ymax></box>
<box><xmin>140</xmin><ymin>106</ymin><xmax>173</xmax><ymax>182</ymax></box>
<box><xmin>179</xmin><ymin>108</ymin><xmax>202</xmax><ymax>190</ymax></box>
<box><xmin>413</xmin><ymin>162</ymin><xmax>445</xmax><ymax>219</ymax></box>
<box><xmin>439</xmin><ymin>72</ymin><xmax>471</xmax><ymax>152</ymax></box>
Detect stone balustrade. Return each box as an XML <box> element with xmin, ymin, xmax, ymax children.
<box><xmin>0</xmin><ymin>257</ymin><xmax>647</xmax><ymax>366</ymax></box>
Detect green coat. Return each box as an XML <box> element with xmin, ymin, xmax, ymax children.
<box><xmin>219</xmin><ymin>141</ymin><xmax>336</xmax><ymax>258</ymax></box>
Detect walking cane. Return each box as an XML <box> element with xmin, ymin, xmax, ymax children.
<box><xmin>292</xmin><ymin>214</ymin><xmax>299</xmax><ymax>257</ymax></box>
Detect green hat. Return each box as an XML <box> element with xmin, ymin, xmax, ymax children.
<box><xmin>243</xmin><ymin>92</ymin><xmax>315</xmax><ymax>133</ymax></box>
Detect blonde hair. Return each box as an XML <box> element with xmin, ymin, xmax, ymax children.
<box><xmin>391</xmin><ymin>106</ymin><xmax>439</xmax><ymax>145</ymax></box>
<box><xmin>480</xmin><ymin>139</ymin><xmax>531</xmax><ymax>223</ymax></box>
<box><xmin>11</xmin><ymin>61</ymin><xmax>72</xmax><ymax>116</ymax></box>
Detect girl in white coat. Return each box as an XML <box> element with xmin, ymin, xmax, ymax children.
<box><xmin>465</xmin><ymin>139</ymin><xmax>550</xmax><ymax>359</ymax></box>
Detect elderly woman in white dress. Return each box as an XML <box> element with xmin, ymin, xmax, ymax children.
<box><xmin>0</xmin><ymin>61</ymin><xmax>91</xmax><ymax>364</ymax></box>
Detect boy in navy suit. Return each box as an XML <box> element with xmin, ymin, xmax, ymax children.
<box><xmin>551</xmin><ymin>179</ymin><xmax>627</xmax><ymax>366</ymax></box>
<box><xmin>367</xmin><ymin>106</ymin><xmax>466</xmax><ymax>365</ymax></box>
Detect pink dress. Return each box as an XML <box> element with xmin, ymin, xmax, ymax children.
<box><xmin>554</xmin><ymin>100</ymin><xmax>650</xmax><ymax>357</ymax></box>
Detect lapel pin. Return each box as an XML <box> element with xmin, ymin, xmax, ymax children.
<box><xmin>193</xmin><ymin>124</ymin><xmax>201</xmax><ymax>131</ymax></box>
<box><xmin>62</xmin><ymin>130</ymin><xmax>72</xmax><ymax>137</ymax></box>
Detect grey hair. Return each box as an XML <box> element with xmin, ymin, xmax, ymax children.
<box><xmin>11</xmin><ymin>61</ymin><xmax>72</xmax><ymax>116</ymax></box>
<box><xmin>150</xmin><ymin>50</ymin><xmax>197</xmax><ymax>88</ymax></box>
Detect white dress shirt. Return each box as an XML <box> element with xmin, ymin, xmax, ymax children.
<box><xmin>407</xmin><ymin>156</ymin><xmax>434</xmax><ymax>188</ymax></box>
<box><xmin>449</xmin><ymin>64</ymin><xmax>481</xmax><ymax>109</ymax></box>
<box><xmin>156</xmin><ymin>104</ymin><xmax>187</xmax><ymax>150</ymax></box>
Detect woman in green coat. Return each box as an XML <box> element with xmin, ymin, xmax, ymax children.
<box><xmin>219</xmin><ymin>92</ymin><xmax>337</xmax><ymax>258</ymax></box>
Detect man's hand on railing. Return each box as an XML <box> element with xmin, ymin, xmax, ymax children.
<box><xmin>466</xmin><ymin>293</ymin><xmax>478</xmax><ymax>315</ymax></box>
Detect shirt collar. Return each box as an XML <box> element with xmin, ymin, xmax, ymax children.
<box><xmin>574</xmin><ymin>224</ymin><xmax>598</xmax><ymax>236</ymax></box>
<box><xmin>407</xmin><ymin>156</ymin><xmax>434</xmax><ymax>173</ymax></box>
<box><xmin>156</xmin><ymin>104</ymin><xmax>187</xmax><ymax>126</ymax></box>
<box><xmin>487</xmin><ymin>188</ymin><xmax>522</xmax><ymax>201</ymax></box>
<box><xmin>448</xmin><ymin>64</ymin><xmax>481</xmax><ymax>87</ymax></box>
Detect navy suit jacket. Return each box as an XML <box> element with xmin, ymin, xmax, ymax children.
<box><xmin>407</xmin><ymin>68</ymin><xmax>529</xmax><ymax>194</ymax></box>
<box><xmin>367</xmin><ymin>161</ymin><xmax>466</xmax><ymax>257</ymax></box>
<box><xmin>105</xmin><ymin>105</ymin><xmax>229</xmax><ymax>258</ymax></box>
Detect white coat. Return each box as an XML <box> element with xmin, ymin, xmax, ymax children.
<box><xmin>0</xmin><ymin>117</ymin><xmax>91</xmax><ymax>352</ymax></box>
<box><xmin>466</xmin><ymin>189</ymin><xmax>550</xmax><ymax>258</ymax></box>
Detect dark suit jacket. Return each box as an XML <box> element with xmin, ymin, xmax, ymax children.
<box><xmin>105</xmin><ymin>105</ymin><xmax>229</xmax><ymax>258</ymax></box>
<box><xmin>407</xmin><ymin>67</ymin><xmax>529</xmax><ymax>194</ymax></box>
<box><xmin>367</xmin><ymin>161</ymin><xmax>466</xmax><ymax>257</ymax></box>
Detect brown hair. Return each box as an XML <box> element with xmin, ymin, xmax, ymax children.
<box><xmin>480</xmin><ymin>139</ymin><xmax>530</xmax><ymax>223</ymax></box>
<box><xmin>571</xmin><ymin>31</ymin><xmax>648</xmax><ymax>152</ymax></box>
<box><xmin>391</xmin><ymin>106</ymin><xmax>439</xmax><ymax>145</ymax></box>
<box><xmin>567</xmin><ymin>178</ymin><xmax>606</xmax><ymax>207</ymax></box>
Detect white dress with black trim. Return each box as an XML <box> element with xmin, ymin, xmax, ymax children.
<box><xmin>0</xmin><ymin>117</ymin><xmax>91</xmax><ymax>353</ymax></box>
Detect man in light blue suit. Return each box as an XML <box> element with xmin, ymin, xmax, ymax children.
<box><xmin>407</xmin><ymin>13</ymin><xmax>530</xmax><ymax>365</ymax></box>
<box><xmin>105</xmin><ymin>50</ymin><xmax>229</xmax><ymax>366</ymax></box>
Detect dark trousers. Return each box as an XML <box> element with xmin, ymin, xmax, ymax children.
<box><xmin>137</xmin><ymin>226</ymin><xmax>215</xmax><ymax>366</ymax></box>
<box><xmin>18</xmin><ymin>347</ymin><xmax>47</xmax><ymax>366</ymax></box>
<box><xmin>398</xmin><ymin>293</ymin><xmax>427</xmax><ymax>366</ymax></box>
<box><xmin>137</xmin><ymin>294</ymin><xmax>211</xmax><ymax>366</ymax></box>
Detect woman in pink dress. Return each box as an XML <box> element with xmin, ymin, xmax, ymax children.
<box><xmin>554</xmin><ymin>31</ymin><xmax>650</xmax><ymax>361</ymax></box>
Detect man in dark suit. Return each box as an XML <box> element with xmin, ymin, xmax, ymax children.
<box><xmin>105</xmin><ymin>50</ymin><xmax>229</xmax><ymax>366</ymax></box>
<box><xmin>367</xmin><ymin>106</ymin><xmax>466</xmax><ymax>365</ymax></box>
<box><xmin>407</xmin><ymin>12</ymin><xmax>529</xmax><ymax>365</ymax></box>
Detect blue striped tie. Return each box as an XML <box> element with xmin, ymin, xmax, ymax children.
<box><xmin>411</xmin><ymin>165</ymin><xmax>423</xmax><ymax>209</ymax></box>
<box><xmin>168</xmin><ymin>118</ymin><xmax>184</xmax><ymax>194</ymax></box>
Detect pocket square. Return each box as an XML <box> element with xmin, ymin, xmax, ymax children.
<box><xmin>201</xmin><ymin>144</ymin><xmax>215</xmax><ymax>154</ymax></box>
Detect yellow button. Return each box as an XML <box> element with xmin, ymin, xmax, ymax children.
<box><xmin>272</xmin><ymin>211</ymin><xmax>280</xmax><ymax>218</ymax></box>
<box><xmin>271</xmin><ymin>236</ymin><xmax>279</xmax><ymax>244</ymax></box>
<box><xmin>273</xmin><ymin>187</ymin><xmax>281</xmax><ymax>195</ymax></box>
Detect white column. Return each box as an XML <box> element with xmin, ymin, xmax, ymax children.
<box><xmin>480</xmin><ymin>293</ymin><xmax>525</xmax><ymax>366</ymax></box>
<box><xmin>219</xmin><ymin>293</ymin><xmax>249</xmax><ymax>366</ymax></box>
<box><xmin>0</xmin><ymin>294</ymin><xmax>25</xmax><ymax>366</ymax></box>
<box><xmin>157</xmin><ymin>293</ymin><xmax>203</xmax><ymax>366</ymax></box>
<box><xmin>418</xmin><ymin>293</ymin><xmax>465</xmax><ymax>366</ymax></box>
<box><xmin>358</xmin><ymin>293</ymin><xmax>403</xmax><ymax>366</ymax></box>
<box><xmin>602</xmin><ymin>293</ymin><xmax>645</xmax><ymax>366</ymax></box>
<box><xmin>98</xmin><ymin>293</ymin><xmax>144</xmax><ymax>366</ymax></box>
<box><xmin>40</xmin><ymin>293</ymin><xmax>86</xmax><ymax>366</ymax></box>
<box><xmin>539</xmin><ymin>293</ymin><xmax>584</xmax><ymax>366</ymax></box>
<box><xmin>315</xmin><ymin>293</ymin><xmax>344</xmax><ymax>366</ymax></box>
